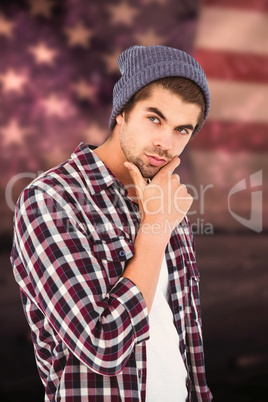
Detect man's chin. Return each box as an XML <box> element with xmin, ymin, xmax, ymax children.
<box><xmin>132</xmin><ymin>159</ymin><xmax>161</xmax><ymax>179</ymax></box>
<box><xmin>140</xmin><ymin>165</ymin><xmax>160</xmax><ymax>179</ymax></box>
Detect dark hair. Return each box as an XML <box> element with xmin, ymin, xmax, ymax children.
<box><xmin>122</xmin><ymin>76</ymin><xmax>206</xmax><ymax>134</ymax></box>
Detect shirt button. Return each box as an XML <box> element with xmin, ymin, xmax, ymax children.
<box><xmin>119</xmin><ymin>250</ymin><xmax>126</xmax><ymax>257</ymax></box>
<box><xmin>138</xmin><ymin>369</ymin><xmax>142</xmax><ymax>379</ymax></box>
<box><xmin>177</xmin><ymin>305</ymin><xmax>183</xmax><ymax>312</ymax></box>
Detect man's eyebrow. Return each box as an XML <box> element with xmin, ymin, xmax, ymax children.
<box><xmin>145</xmin><ymin>106</ymin><xmax>196</xmax><ymax>132</ymax></box>
<box><xmin>145</xmin><ymin>107</ymin><xmax>167</xmax><ymax>122</ymax></box>
<box><xmin>177</xmin><ymin>124</ymin><xmax>195</xmax><ymax>132</ymax></box>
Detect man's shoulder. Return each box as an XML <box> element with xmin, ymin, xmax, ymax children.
<box><xmin>23</xmin><ymin>158</ymin><xmax>79</xmax><ymax>195</ymax></box>
<box><xmin>16</xmin><ymin>147</ymin><xmax>97</xmax><ymax>211</ymax></box>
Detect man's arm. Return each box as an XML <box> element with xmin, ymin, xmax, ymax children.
<box><xmin>123</xmin><ymin>156</ymin><xmax>193</xmax><ymax>312</ymax></box>
<box><xmin>11</xmin><ymin>185</ymin><xmax>149</xmax><ymax>376</ymax></box>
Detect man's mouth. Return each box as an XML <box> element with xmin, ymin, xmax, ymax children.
<box><xmin>145</xmin><ymin>154</ymin><xmax>167</xmax><ymax>167</ymax></box>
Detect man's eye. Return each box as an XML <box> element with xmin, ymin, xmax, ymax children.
<box><xmin>148</xmin><ymin>116</ymin><xmax>160</xmax><ymax>123</ymax></box>
<box><xmin>177</xmin><ymin>127</ymin><xmax>189</xmax><ymax>135</ymax></box>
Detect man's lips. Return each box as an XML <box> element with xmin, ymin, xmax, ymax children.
<box><xmin>145</xmin><ymin>154</ymin><xmax>167</xmax><ymax>167</ymax></box>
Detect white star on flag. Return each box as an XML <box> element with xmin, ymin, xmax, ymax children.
<box><xmin>28</xmin><ymin>42</ymin><xmax>57</xmax><ymax>65</ymax></box>
<box><xmin>40</xmin><ymin>94</ymin><xmax>76</xmax><ymax>117</ymax></box>
<box><xmin>108</xmin><ymin>2</ymin><xmax>139</xmax><ymax>26</ymax></box>
<box><xmin>135</xmin><ymin>28</ymin><xmax>166</xmax><ymax>46</ymax></box>
<box><xmin>0</xmin><ymin>13</ymin><xmax>15</xmax><ymax>38</ymax></box>
<box><xmin>83</xmin><ymin>123</ymin><xmax>108</xmax><ymax>146</ymax></box>
<box><xmin>27</xmin><ymin>0</ymin><xmax>55</xmax><ymax>18</ymax></box>
<box><xmin>103</xmin><ymin>48</ymin><xmax>124</xmax><ymax>73</ymax></box>
<box><xmin>0</xmin><ymin>69</ymin><xmax>28</xmax><ymax>94</ymax></box>
<box><xmin>41</xmin><ymin>144</ymin><xmax>71</xmax><ymax>166</ymax></box>
<box><xmin>0</xmin><ymin>119</ymin><xmax>30</xmax><ymax>147</ymax></box>
<box><xmin>64</xmin><ymin>21</ymin><xmax>94</xmax><ymax>48</ymax></box>
<box><xmin>72</xmin><ymin>80</ymin><xmax>98</xmax><ymax>102</ymax></box>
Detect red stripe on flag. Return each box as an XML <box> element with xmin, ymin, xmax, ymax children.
<box><xmin>201</xmin><ymin>0</ymin><xmax>268</xmax><ymax>12</ymax></box>
<box><xmin>190</xmin><ymin>121</ymin><xmax>268</xmax><ymax>152</ymax></box>
<box><xmin>194</xmin><ymin>49</ymin><xmax>268</xmax><ymax>83</ymax></box>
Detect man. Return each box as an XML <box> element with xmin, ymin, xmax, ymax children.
<box><xmin>11</xmin><ymin>45</ymin><xmax>212</xmax><ymax>401</ymax></box>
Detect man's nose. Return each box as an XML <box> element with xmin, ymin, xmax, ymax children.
<box><xmin>153</xmin><ymin>129</ymin><xmax>173</xmax><ymax>150</ymax></box>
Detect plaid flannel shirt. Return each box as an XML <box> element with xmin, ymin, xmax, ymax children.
<box><xmin>11</xmin><ymin>143</ymin><xmax>212</xmax><ymax>401</ymax></box>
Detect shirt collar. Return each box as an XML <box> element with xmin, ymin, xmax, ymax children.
<box><xmin>70</xmin><ymin>142</ymin><xmax>127</xmax><ymax>195</ymax></box>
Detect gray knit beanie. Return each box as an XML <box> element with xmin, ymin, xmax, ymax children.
<box><xmin>109</xmin><ymin>45</ymin><xmax>210</xmax><ymax>135</ymax></box>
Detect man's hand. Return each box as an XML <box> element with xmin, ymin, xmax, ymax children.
<box><xmin>124</xmin><ymin>156</ymin><xmax>193</xmax><ymax>236</ymax></box>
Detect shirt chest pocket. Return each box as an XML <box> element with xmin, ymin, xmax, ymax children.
<box><xmin>92</xmin><ymin>236</ymin><xmax>134</xmax><ymax>285</ymax></box>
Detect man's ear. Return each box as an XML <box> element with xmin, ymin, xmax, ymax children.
<box><xmin>116</xmin><ymin>112</ymin><xmax>124</xmax><ymax>125</ymax></box>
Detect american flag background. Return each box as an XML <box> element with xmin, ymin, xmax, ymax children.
<box><xmin>0</xmin><ymin>0</ymin><xmax>267</xmax><ymax>401</ymax></box>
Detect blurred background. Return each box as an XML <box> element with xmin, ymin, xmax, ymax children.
<box><xmin>0</xmin><ymin>0</ymin><xmax>267</xmax><ymax>401</ymax></box>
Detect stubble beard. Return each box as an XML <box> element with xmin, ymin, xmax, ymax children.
<box><xmin>120</xmin><ymin>138</ymin><xmax>160</xmax><ymax>179</ymax></box>
<box><xmin>119</xmin><ymin>123</ymin><xmax>172</xmax><ymax>179</ymax></box>
<box><xmin>122</xmin><ymin>146</ymin><xmax>158</xmax><ymax>178</ymax></box>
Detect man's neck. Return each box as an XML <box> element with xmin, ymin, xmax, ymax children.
<box><xmin>94</xmin><ymin>135</ymin><xmax>137</xmax><ymax>199</ymax></box>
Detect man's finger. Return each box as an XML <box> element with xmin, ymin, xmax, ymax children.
<box><xmin>152</xmin><ymin>156</ymin><xmax>181</xmax><ymax>180</ymax></box>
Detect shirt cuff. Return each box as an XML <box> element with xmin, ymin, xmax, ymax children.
<box><xmin>110</xmin><ymin>277</ymin><xmax>150</xmax><ymax>344</ymax></box>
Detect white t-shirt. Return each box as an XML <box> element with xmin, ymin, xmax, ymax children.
<box><xmin>146</xmin><ymin>257</ymin><xmax>187</xmax><ymax>402</ymax></box>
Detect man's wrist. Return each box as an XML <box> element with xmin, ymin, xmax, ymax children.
<box><xmin>139</xmin><ymin>217</ymin><xmax>178</xmax><ymax>239</ymax></box>
<box><xmin>138</xmin><ymin>220</ymin><xmax>171</xmax><ymax>246</ymax></box>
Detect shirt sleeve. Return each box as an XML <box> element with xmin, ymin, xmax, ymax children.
<box><xmin>11</xmin><ymin>185</ymin><xmax>149</xmax><ymax>376</ymax></box>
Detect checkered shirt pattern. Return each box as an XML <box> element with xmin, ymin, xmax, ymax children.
<box><xmin>11</xmin><ymin>143</ymin><xmax>212</xmax><ymax>401</ymax></box>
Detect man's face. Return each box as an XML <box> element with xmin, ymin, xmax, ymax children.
<box><xmin>116</xmin><ymin>84</ymin><xmax>201</xmax><ymax>179</ymax></box>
